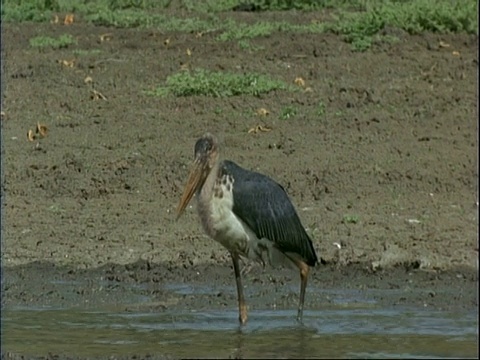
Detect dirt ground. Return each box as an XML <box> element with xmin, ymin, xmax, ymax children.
<box><xmin>1</xmin><ymin>11</ymin><xmax>478</xmax><ymax>359</ymax></box>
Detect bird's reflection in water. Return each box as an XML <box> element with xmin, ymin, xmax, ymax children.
<box><xmin>230</xmin><ymin>323</ymin><xmax>314</xmax><ymax>359</ymax></box>
<box><xmin>231</xmin><ymin>327</ymin><xmax>245</xmax><ymax>359</ymax></box>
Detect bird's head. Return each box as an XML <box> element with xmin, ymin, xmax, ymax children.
<box><xmin>176</xmin><ymin>133</ymin><xmax>219</xmax><ymax>219</ymax></box>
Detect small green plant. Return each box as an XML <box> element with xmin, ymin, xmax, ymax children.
<box><xmin>342</xmin><ymin>214</ymin><xmax>359</xmax><ymax>224</ymax></box>
<box><xmin>48</xmin><ymin>204</ymin><xmax>66</xmax><ymax>214</ymax></box>
<box><xmin>148</xmin><ymin>69</ymin><xmax>295</xmax><ymax>97</ymax></box>
<box><xmin>29</xmin><ymin>34</ymin><xmax>77</xmax><ymax>49</ymax></box>
<box><xmin>316</xmin><ymin>101</ymin><xmax>326</xmax><ymax>116</ymax></box>
<box><xmin>280</xmin><ymin>105</ymin><xmax>297</xmax><ymax>120</ymax></box>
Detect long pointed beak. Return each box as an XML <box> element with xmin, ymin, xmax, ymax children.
<box><xmin>176</xmin><ymin>157</ymin><xmax>208</xmax><ymax>220</ymax></box>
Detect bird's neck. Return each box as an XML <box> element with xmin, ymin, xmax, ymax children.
<box><xmin>198</xmin><ymin>160</ymin><xmax>220</xmax><ymax>199</ymax></box>
<box><xmin>196</xmin><ymin>160</ymin><xmax>221</xmax><ymax>236</ymax></box>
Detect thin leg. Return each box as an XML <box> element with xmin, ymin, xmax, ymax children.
<box><xmin>296</xmin><ymin>261</ymin><xmax>310</xmax><ymax>323</ymax></box>
<box><xmin>231</xmin><ymin>252</ymin><xmax>248</xmax><ymax>325</ymax></box>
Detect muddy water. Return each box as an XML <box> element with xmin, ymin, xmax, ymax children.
<box><xmin>3</xmin><ymin>284</ymin><xmax>477</xmax><ymax>359</ymax></box>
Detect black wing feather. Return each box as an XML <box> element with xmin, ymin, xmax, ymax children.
<box><xmin>221</xmin><ymin>160</ymin><xmax>318</xmax><ymax>266</ymax></box>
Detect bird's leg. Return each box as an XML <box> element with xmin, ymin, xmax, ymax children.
<box><xmin>231</xmin><ymin>252</ymin><xmax>248</xmax><ymax>325</ymax></box>
<box><xmin>295</xmin><ymin>260</ymin><xmax>310</xmax><ymax>323</ymax></box>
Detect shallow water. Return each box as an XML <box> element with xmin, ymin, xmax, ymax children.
<box><xmin>3</xmin><ymin>287</ymin><xmax>478</xmax><ymax>359</ymax></box>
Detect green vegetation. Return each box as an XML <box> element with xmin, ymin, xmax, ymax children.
<box><xmin>217</xmin><ymin>21</ymin><xmax>324</xmax><ymax>42</ymax></box>
<box><xmin>178</xmin><ymin>0</ymin><xmax>237</xmax><ymax>12</ymax></box>
<box><xmin>184</xmin><ymin>0</ymin><xmax>370</xmax><ymax>12</ymax></box>
<box><xmin>238</xmin><ymin>40</ymin><xmax>265</xmax><ymax>52</ymax></box>
<box><xmin>29</xmin><ymin>34</ymin><xmax>77</xmax><ymax>49</ymax></box>
<box><xmin>0</xmin><ymin>0</ymin><xmax>345</xmax><ymax>18</ymax></box>
<box><xmin>342</xmin><ymin>214</ymin><xmax>359</xmax><ymax>224</ymax></box>
<box><xmin>280</xmin><ymin>105</ymin><xmax>298</xmax><ymax>120</ymax></box>
<box><xmin>148</xmin><ymin>69</ymin><xmax>295</xmax><ymax>97</ymax></box>
<box><xmin>328</xmin><ymin>0</ymin><xmax>477</xmax><ymax>51</ymax></box>
<box><xmin>2</xmin><ymin>0</ymin><xmax>477</xmax><ymax>51</ymax></box>
<box><xmin>48</xmin><ymin>204</ymin><xmax>66</xmax><ymax>214</ymax></box>
<box><xmin>88</xmin><ymin>11</ymin><xmax>220</xmax><ymax>31</ymax></box>
<box><xmin>316</xmin><ymin>101</ymin><xmax>326</xmax><ymax>117</ymax></box>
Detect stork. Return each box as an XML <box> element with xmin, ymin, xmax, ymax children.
<box><xmin>176</xmin><ymin>133</ymin><xmax>318</xmax><ymax>325</ymax></box>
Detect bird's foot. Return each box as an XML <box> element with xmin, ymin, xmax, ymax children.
<box><xmin>240</xmin><ymin>262</ymin><xmax>256</xmax><ymax>277</ymax></box>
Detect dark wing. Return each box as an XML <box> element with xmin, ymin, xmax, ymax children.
<box><xmin>221</xmin><ymin>160</ymin><xmax>318</xmax><ymax>266</ymax></box>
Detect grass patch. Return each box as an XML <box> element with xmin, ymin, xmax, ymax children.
<box><xmin>148</xmin><ymin>69</ymin><xmax>295</xmax><ymax>97</ymax></box>
<box><xmin>2</xmin><ymin>0</ymin><xmax>477</xmax><ymax>52</ymax></box>
<box><xmin>29</xmin><ymin>34</ymin><xmax>77</xmax><ymax>49</ymax></box>
<box><xmin>217</xmin><ymin>21</ymin><xmax>325</xmax><ymax>41</ymax></box>
<box><xmin>87</xmin><ymin>10</ymin><xmax>220</xmax><ymax>31</ymax></box>
<box><xmin>182</xmin><ymin>0</ymin><xmax>369</xmax><ymax>12</ymax></box>
<box><xmin>180</xmin><ymin>0</ymin><xmax>238</xmax><ymax>12</ymax></box>
<box><xmin>216</xmin><ymin>0</ymin><xmax>478</xmax><ymax>50</ymax></box>
<box><xmin>329</xmin><ymin>0</ymin><xmax>478</xmax><ymax>51</ymax></box>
